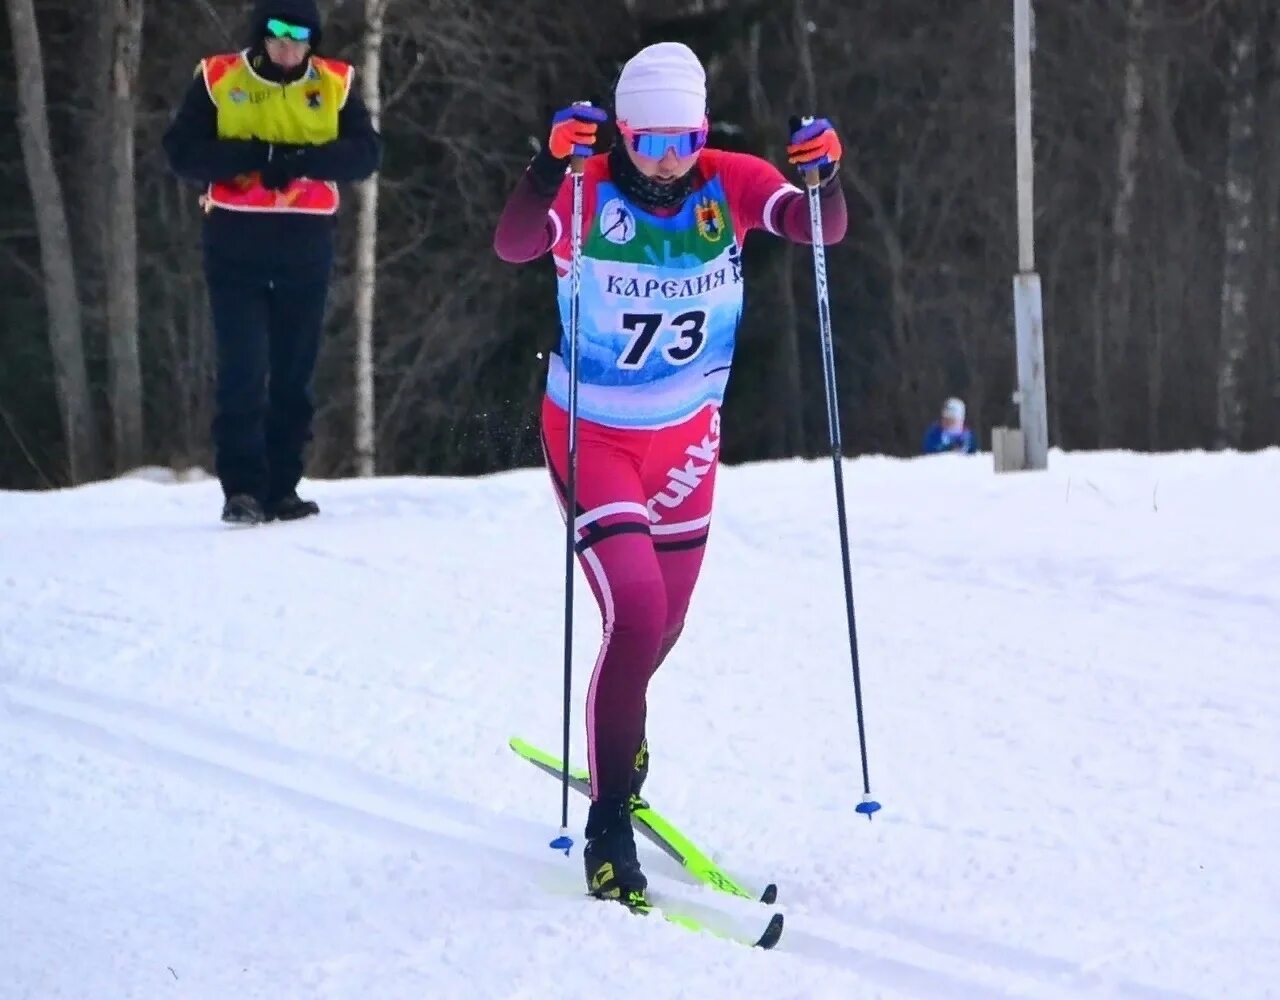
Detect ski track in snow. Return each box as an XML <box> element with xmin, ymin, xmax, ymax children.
<box><xmin>3</xmin><ymin>449</ymin><xmax>1278</xmax><ymax>998</ymax></box>
<box><xmin>3</xmin><ymin>679</ymin><xmax>1198</xmax><ymax>1000</ymax></box>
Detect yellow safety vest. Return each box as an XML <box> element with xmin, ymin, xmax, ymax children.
<box><xmin>199</xmin><ymin>50</ymin><xmax>354</xmax><ymax>215</ymax></box>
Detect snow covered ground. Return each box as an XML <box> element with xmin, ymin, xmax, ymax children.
<box><xmin>2</xmin><ymin>447</ymin><xmax>1278</xmax><ymax>999</ymax></box>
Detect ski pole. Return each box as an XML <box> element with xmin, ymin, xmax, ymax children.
<box><xmin>801</xmin><ymin>153</ymin><xmax>881</xmax><ymax>819</ymax></box>
<box><xmin>551</xmin><ymin>129</ymin><xmax>589</xmax><ymax>855</ymax></box>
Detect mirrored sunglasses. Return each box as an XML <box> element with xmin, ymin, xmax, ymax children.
<box><xmin>266</xmin><ymin>18</ymin><xmax>312</xmax><ymax>42</ymax></box>
<box><xmin>619</xmin><ymin>124</ymin><xmax>708</xmax><ymax>160</ymax></box>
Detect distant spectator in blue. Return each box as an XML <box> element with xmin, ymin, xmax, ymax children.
<box><xmin>923</xmin><ymin>397</ymin><xmax>978</xmax><ymax>454</ymax></box>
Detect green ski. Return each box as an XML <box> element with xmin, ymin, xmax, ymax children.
<box><xmin>510</xmin><ymin>737</ymin><xmax>778</xmax><ymax>905</ymax></box>
<box><xmin>610</xmin><ymin>890</ymin><xmax>785</xmax><ymax>950</ymax></box>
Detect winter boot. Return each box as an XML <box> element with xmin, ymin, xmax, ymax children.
<box><xmin>266</xmin><ymin>493</ymin><xmax>320</xmax><ymax>522</ymax></box>
<box><xmin>583</xmin><ymin>795</ymin><xmax>646</xmax><ymax>900</ymax></box>
<box><xmin>222</xmin><ymin>494</ymin><xmax>266</xmax><ymax>526</ymax></box>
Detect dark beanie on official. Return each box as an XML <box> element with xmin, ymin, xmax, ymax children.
<box><xmin>251</xmin><ymin>0</ymin><xmax>323</xmax><ymax>50</ymax></box>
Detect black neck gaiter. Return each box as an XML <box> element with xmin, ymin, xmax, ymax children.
<box><xmin>248</xmin><ymin>44</ymin><xmax>310</xmax><ymax>84</ymax></box>
<box><xmin>608</xmin><ymin>143</ymin><xmax>695</xmax><ymax>211</ymax></box>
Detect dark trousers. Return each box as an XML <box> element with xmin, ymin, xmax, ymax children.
<box><xmin>203</xmin><ymin>214</ymin><xmax>334</xmax><ymax>503</ymax></box>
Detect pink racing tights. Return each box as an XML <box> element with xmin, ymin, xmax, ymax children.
<box><xmin>541</xmin><ymin>395</ymin><xmax>722</xmax><ymax>801</ymax></box>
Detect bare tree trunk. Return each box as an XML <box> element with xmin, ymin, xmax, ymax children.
<box><xmin>843</xmin><ymin>161</ymin><xmax>912</xmax><ymax>431</ymax></box>
<box><xmin>1261</xmin><ymin>5</ymin><xmax>1280</xmax><ymax>442</ymax></box>
<box><xmin>71</xmin><ymin>1</ymin><xmax>111</xmax><ymax>369</ymax></box>
<box><xmin>1148</xmin><ymin>255</ymin><xmax>1167</xmax><ymax>449</ymax></box>
<box><xmin>785</xmin><ymin>0</ymin><xmax>820</xmax><ymax>456</ymax></box>
<box><xmin>1100</xmin><ymin>0</ymin><xmax>1145</xmax><ymax>448</ymax></box>
<box><xmin>1045</xmin><ymin>268</ymin><xmax>1062</xmax><ymax>445</ymax></box>
<box><xmin>353</xmin><ymin>0</ymin><xmax>386</xmax><ymax>477</ymax></box>
<box><xmin>105</xmin><ymin>0</ymin><xmax>145</xmax><ymax>472</ymax></box>
<box><xmin>6</xmin><ymin>0</ymin><xmax>98</xmax><ymax>483</ymax></box>
<box><xmin>747</xmin><ymin>19</ymin><xmax>804</xmax><ymax>458</ymax></box>
<box><xmin>1146</xmin><ymin>60</ymin><xmax>1172</xmax><ymax>450</ymax></box>
<box><xmin>1215</xmin><ymin>3</ymin><xmax>1258</xmax><ymax>449</ymax></box>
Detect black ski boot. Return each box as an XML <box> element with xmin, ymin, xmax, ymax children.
<box><xmin>584</xmin><ymin>795</ymin><xmax>646</xmax><ymax>902</ymax></box>
<box><xmin>222</xmin><ymin>494</ymin><xmax>266</xmax><ymax>525</ymax></box>
<box><xmin>629</xmin><ymin>738</ymin><xmax>650</xmax><ymax>811</ymax></box>
<box><xmin>266</xmin><ymin>493</ymin><xmax>320</xmax><ymax>522</ymax></box>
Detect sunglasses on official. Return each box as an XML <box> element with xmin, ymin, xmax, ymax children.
<box><xmin>618</xmin><ymin>121</ymin><xmax>709</xmax><ymax>160</ymax></box>
<box><xmin>265</xmin><ymin>18</ymin><xmax>312</xmax><ymax>42</ymax></box>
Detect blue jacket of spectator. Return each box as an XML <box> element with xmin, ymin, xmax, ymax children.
<box><xmin>923</xmin><ymin>422</ymin><xmax>977</xmax><ymax>454</ymax></box>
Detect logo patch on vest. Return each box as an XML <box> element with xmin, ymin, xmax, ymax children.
<box><xmin>306</xmin><ymin>90</ymin><xmax>322</xmax><ymax>109</ymax></box>
<box><xmin>696</xmin><ymin>197</ymin><xmax>725</xmax><ymax>243</ymax></box>
<box><xmin>229</xmin><ymin>87</ymin><xmax>249</xmax><ymax>104</ymax></box>
<box><xmin>600</xmin><ymin>199</ymin><xmax>636</xmax><ymax>245</ymax></box>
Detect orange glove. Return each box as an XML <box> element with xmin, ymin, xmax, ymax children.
<box><xmin>548</xmin><ymin>102</ymin><xmax>608</xmax><ymax>160</ymax></box>
<box><xmin>786</xmin><ymin>116</ymin><xmax>842</xmax><ymax>179</ymax></box>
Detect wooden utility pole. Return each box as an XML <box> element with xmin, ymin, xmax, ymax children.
<box><xmin>1009</xmin><ymin>0</ymin><xmax>1049</xmax><ymax>470</ymax></box>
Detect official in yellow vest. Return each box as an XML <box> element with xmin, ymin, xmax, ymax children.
<box><xmin>162</xmin><ymin>0</ymin><xmax>381</xmax><ymax>525</ymax></box>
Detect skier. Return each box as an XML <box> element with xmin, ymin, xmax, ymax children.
<box><xmin>493</xmin><ymin>41</ymin><xmax>847</xmax><ymax>903</ymax></box>
<box><xmin>923</xmin><ymin>397</ymin><xmax>978</xmax><ymax>454</ymax></box>
<box><xmin>162</xmin><ymin>0</ymin><xmax>381</xmax><ymax>524</ymax></box>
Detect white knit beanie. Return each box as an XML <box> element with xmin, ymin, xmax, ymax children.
<box><xmin>614</xmin><ymin>42</ymin><xmax>707</xmax><ymax>130</ymax></box>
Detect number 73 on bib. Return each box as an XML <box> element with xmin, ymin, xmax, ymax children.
<box><xmin>616</xmin><ymin>309</ymin><xmax>708</xmax><ymax>369</ymax></box>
